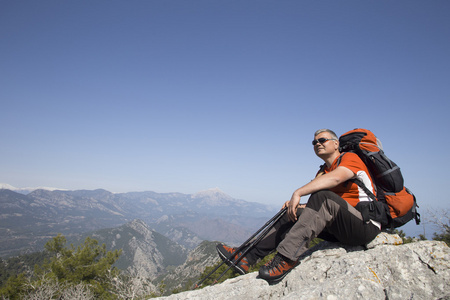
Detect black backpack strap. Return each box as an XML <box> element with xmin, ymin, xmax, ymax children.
<box><xmin>319</xmin><ymin>163</ymin><xmax>326</xmax><ymax>173</ymax></box>
<box><xmin>336</xmin><ymin>152</ymin><xmax>345</xmax><ymax>166</ymax></box>
<box><xmin>350</xmin><ymin>178</ymin><xmax>377</xmax><ymax>202</ymax></box>
<box><xmin>351</xmin><ymin>178</ymin><xmax>391</xmax><ymax>226</ymax></box>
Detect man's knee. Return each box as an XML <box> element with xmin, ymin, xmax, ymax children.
<box><xmin>307</xmin><ymin>190</ymin><xmax>343</xmax><ymax>211</ymax></box>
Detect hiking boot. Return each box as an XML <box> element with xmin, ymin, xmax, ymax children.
<box><xmin>216</xmin><ymin>244</ymin><xmax>250</xmax><ymax>275</ymax></box>
<box><xmin>258</xmin><ymin>253</ymin><xmax>299</xmax><ymax>283</ymax></box>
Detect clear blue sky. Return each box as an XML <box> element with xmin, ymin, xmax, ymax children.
<box><xmin>1</xmin><ymin>1</ymin><xmax>449</xmax><ymax>235</ymax></box>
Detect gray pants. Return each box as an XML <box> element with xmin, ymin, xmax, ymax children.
<box><xmin>246</xmin><ymin>190</ymin><xmax>381</xmax><ymax>263</ymax></box>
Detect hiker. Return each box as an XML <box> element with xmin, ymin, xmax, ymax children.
<box><xmin>216</xmin><ymin>129</ymin><xmax>382</xmax><ymax>283</ymax></box>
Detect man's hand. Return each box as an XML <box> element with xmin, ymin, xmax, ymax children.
<box><xmin>282</xmin><ymin>193</ymin><xmax>305</xmax><ymax>222</ymax></box>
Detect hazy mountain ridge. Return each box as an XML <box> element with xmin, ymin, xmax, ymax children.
<box><xmin>0</xmin><ymin>186</ymin><xmax>277</xmax><ymax>256</ymax></box>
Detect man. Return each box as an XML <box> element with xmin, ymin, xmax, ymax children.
<box><xmin>217</xmin><ymin>129</ymin><xmax>381</xmax><ymax>283</ymax></box>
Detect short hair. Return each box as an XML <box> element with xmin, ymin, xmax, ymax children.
<box><xmin>314</xmin><ymin>129</ymin><xmax>338</xmax><ymax>140</ymax></box>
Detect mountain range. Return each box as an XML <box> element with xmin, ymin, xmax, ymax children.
<box><xmin>0</xmin><ymin>184</ymin><xmax>278</xmax><ymax>257</ymax></box>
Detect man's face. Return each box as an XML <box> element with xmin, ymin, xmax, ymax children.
<box><xmin>313</xmin><ymin>132</ymin><xmax>339</xmax><ymax>158</ymax></box>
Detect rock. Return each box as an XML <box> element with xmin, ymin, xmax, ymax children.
<box><xmin>365</xmin><ymin>232</ymin><xmax>403</xmax><ymax>249</ymax></box>
<box><xmin>156</xmin><ymin>235</ymin><xmax>450</xmax><ymax>300</ymax></box>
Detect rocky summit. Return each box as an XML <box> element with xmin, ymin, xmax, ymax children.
<box><xmin>158</xmin><ymin>233</ymin><xmax>450</xmax><ymax>300</ymax></box>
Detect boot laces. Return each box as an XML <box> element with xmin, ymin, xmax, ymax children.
<box><xmin>267</xmin><ymin>254</ymin><xmax>285</xmax><ymax>268</ymax></box>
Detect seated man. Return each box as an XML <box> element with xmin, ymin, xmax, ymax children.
<box><xmin>217</xmin><ymin>129</ymin><xmax>381</xmax><ymax>283</ymax></box>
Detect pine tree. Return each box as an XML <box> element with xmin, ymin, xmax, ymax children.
<box><xmin>36</xmin><ymin>234</ymin><xmax>122</xmax><ymax>298</ymax></box>
<box><xmin>0</xmin><ymin>234</ymin><xmax>122</xmax><ymax>299</ymax></box>
<box><xmin>433</xmin><ymin>224</ymin><xmax>450</xmax><ymax>246</ymax></box>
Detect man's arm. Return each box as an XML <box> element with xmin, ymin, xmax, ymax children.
<box><xmin>285</xmin><ymin>166</ymin><xmax>355</xmax><ymax>222</ymax></box>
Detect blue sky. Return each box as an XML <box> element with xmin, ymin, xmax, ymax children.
<box><xmin>1</xmin><ymin>1</ymin><xmax>449</xmax><ymax>236</ymax></box>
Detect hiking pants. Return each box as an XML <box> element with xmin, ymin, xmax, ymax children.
<box><xmin>246</xmin><ymin>190</ymin><xmax>381</xmax><ymax>264</ymax></box>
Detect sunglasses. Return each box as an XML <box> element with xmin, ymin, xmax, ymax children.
<box><xmin>312</xmin><ymin>138</ymin><xmax>336</xmax><ymax>146</ymax></box>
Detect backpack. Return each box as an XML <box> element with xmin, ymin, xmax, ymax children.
<box><xmin>338</xmin><ymin>128</ymin><xmax>420</xmax><ymax>229</ymax></box>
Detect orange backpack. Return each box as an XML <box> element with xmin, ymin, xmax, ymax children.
<box><xmin>339</xmin><ymin>128</ymin><xmax>420</xmax><ymax>228</ymax></box>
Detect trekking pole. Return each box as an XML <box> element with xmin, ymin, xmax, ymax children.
<box><xmin>193</xmin><ymin>207</ymin><xmax>287</xmax><ymax>289</ymax></box>
<box><xmin>212</xmin><ymin>207</ymin><xmax>287</xmax><ymax>284</ymax></box>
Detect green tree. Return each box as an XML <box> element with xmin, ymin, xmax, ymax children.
<box><xmin>0</xmin><ymin>273</ymin><xmax>27</xmax><ymax>299</ymax></box>
<box><xmin>0</xmin><ymin>234</ymin><xmax>122</xmax><ymax>299</ymax></box>
<box><xmin>433</xmin><ymin>224</ymin><xmax>450</xmax><ymax>246</ymax></box>
<box><xmin>36</xmin><ymin>234</ymin><xmax>122</xmax><ymax>298</ymax></box>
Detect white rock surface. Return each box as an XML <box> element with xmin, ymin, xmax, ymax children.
<box><xmin>157</xmin><ymin>233</ymin><xmax>450</xmax><ymax>300</ymax></box>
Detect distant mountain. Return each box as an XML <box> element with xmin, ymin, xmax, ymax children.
<box><xmin>151</xmin><ymin>217</ymin><xmax>203</xmax><ymax>249</ymax></box>
<box><xmin>0</xmin><ymin>183</ymin><xmax>67</xmax><ymax>194</ymax></box>
<box><xmin>0</xmin><ymin>186</ymin><xmax>277</xmax><ymax>257</ymax></box>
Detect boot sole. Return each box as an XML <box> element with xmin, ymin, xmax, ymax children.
<box><xmin>259</xmin><ymin>261</ymin><xmax>299</xmax><ymax>284</ymax></box>
<box><xmin>216</xmin><ymin>246</ymin><xmax>247</xmax><ymax>275</ymax></box>
<box><xmin>260</xmin><ymin>269</ymin><xmax>292</xmax><ymax>284</ymax></box>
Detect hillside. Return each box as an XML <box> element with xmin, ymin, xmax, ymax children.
<box><xmin>157</xmin><ymin>233</ymin><xmax>450</xmax><ymax>300</ymax></box>
<box><xmin>156</xmin><ymin>240</ymin><xmax>221</xmax><ymax>293</ymax></box>
<box><xmin>73</xmin><ymin>219</ymin><xmax>188</xmax><ymax>279</ymax></box>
